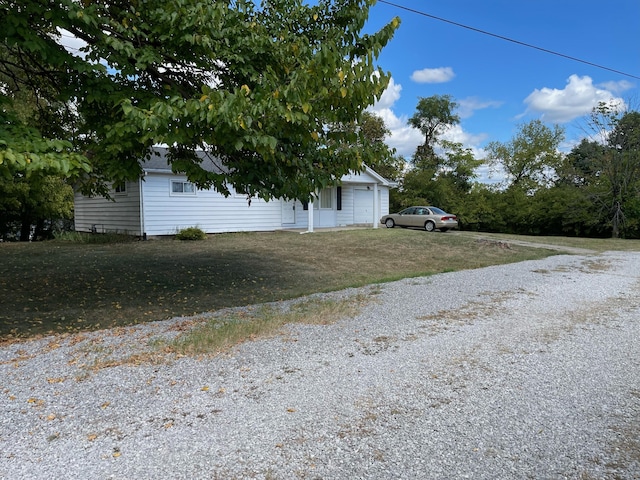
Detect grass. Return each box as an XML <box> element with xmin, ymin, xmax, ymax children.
<box><xmin>464</xmin><ymin>231</ymin><xmax>640</xmax><ymax>252</ymax></box>
<box><xmin>2</xmin><ymin>228</ymin><xmax>636</xmax><ymax>341</ymax></box>
<box><xmin>164</xmin><ymin>295</ymin><xmax>368</xmax><ymax>356</ymax></box>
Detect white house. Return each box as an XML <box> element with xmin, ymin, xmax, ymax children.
<box><xmin>74</xmin><ymin>148</ymin><xmax>394</xmax><ymax>237</ymax></box>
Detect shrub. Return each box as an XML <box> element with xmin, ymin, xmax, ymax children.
<box><xmin>175</xmin><ymin>227</ymin><xmax>207</xmax><ymax>241</ymax></box>
<box><xmin>54</xmin><ymin>231</ymin><xmax>135</xmax><ymax>244</ymax></box>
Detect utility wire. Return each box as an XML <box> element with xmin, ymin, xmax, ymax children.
<box><xmin>378</xmin><ymin>0</ymin><xmax>640</xmax><ymax>81</ymax></box>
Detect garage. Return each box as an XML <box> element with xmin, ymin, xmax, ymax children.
<box><xmin>353</xmin><ymin>188</ymin><xmax>374</xmax><ymax>224</ymax></box>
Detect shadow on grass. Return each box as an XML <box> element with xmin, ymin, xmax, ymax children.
<box><xmin>0</xmin><ymin>229</ymin><xmax>557</xmax><ymax>341</ymax></box>
<box><xmin>0</xmin><ymin>243</ymin><xmax>317</xmax><ymax>339</ymax></box>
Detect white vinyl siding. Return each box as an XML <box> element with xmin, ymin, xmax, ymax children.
<box><xmin>74</xmin><ymin>161</ymin><xmax>392</xmax><ymax>235</ymax></box>
<box><xmin>74</xmin><ymin>181</ymin><xmax>142</xmax><ymax>235</ymax></box>
<box><xmin>140</xmin><ymin>174</ymin><xmax>282</xmax><ymax>235</ymax></box>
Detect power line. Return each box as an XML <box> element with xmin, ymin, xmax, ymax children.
<box><xmin>378</xmin><ymin>0</ymin><xmax>640</xmax><ymax>81</ymax></box>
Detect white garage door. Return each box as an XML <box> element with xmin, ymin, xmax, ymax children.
<box><xmin>353</xmin><ymin>188</ymin><xmax>374</xmax><ymax>224</ymax></box>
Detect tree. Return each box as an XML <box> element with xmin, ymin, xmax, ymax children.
<box><xmin>1</xmin><ymin>0</ymin><xmax>399</xmax><ymax>200</ymax></box>
<box><xmin>438</xmin><ymin>140</ymin><xmax>482</xmax><ymax>193</ymax></box>
<box><xmin>408</xmin><ymin>94</ymin><xmax>459</xmax><ymax>168</ymax></box>
<box><xmin>398</xmin><ymin>99</ymin><xmax>482</xmax><ymax>217</ymax></box>
<box><xmin>0</xmin><ymin>173</ymin><xmax>73</xmax><ymax>241</ymax></box>
<box><xmin>0</xmin><ymin>42</ymin><xmax>85</xmax><ymax>240</ymax></box>
<box><xmin>485</xmin><ymin>120</ymin><xmax>565</xmax><ymax>193</ymax></box>
<box><xmin>558</xmin><ymin>138</ymin><xmax>606</xmax><ymax>187</ymax></box>
<box><xmin>580</xmin><ymin>104</ymin><xmax>640</xmax><ymax>238</ymax></box>
<box><xmin>331</xmin><ymin>111</ymin><xmax>405</xmax><ymax>181</ymax></box>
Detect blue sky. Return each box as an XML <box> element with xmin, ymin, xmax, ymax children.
<box><xmin>363</xmin><ymin>0</ymin><xmax>640</xmax><ymax>178</ymax></box>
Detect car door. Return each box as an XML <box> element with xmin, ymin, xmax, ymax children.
<box><xmin>408</xmin><ymin>207</ymin><xmax>426</xmax><ymax>227</ymax></box>
<box><xmin>397</xmin><ymin>207</ymin><xmax>416</xmax><ymax>227</ymax></box>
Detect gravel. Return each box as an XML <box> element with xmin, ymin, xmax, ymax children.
<box><xmin>2</xmin><ymin>251</ymin><xmax>640</xmax><ymax>479</ymax></box>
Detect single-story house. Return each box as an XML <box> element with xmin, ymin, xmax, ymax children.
<box><xmin>74</xmin><ymin>148</ymin><xmax>394</xmax><ymax>236</ymax></box>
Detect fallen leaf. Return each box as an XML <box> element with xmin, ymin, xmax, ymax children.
<box><xmin>28</xmin><ymin>398</ymin><xmax>45</xmax><ymax>407</ymax></box>
<box><xmin>87</xmin><ymin>434</ymin><xmax>98</xmax><ymax>442</ymax></box>
<box><xmin>100</xmin><ymin>402</ymin><xmax>110</xmax><ymax>409</ymax></box>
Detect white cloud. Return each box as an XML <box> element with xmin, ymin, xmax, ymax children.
<box><xmin>371</xmin><ymin>106</ymin><xmax>423</xmax><ymax>158</ymax></box>
<box><xmin>439</xmin><ymin>125</ymin><xmax>487</xmax><ymax>158</ymax></box>
<box><xmin>524</xmin><ymin>74</ymin><xmax>625</xmax><ymax>123</ymax></box>
<box><xmin>369</xmin><ymin>77</ymin><xmax>422</xmax><ymax>158</ymax></box>
<box><xmin>369</xmin><ymin>77</ymin><xmax>489</xmax><ymax>160</ymax></box>
<box><xmin>410</xmin><ymin>67</ymin><xmax>455</xmax><ymax>84</ymax></box>
<box><xmin>456</xmin><ymin>97</ymin><xmax>503</xmax><ymax>119</ymax></box>
<box><xmin>598</xmin><ymin>80</ymin><xmax>635</xmax><ymax>95</ymax></box>
<box><xmin>374</xmin><ymin>77</ymin><xmax>402</xmax><ymax>110</ymax></box>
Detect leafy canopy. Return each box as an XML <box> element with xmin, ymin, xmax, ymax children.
<box><xmin>408</xmin><ymin>94</ymin><xmax>459</xmax><ymax>166</ymax></box>
<box><xmin>485</xmin><ymin>119</ymin><xmax>565</xmax><ymax>192</ymax></box>
<box><xmin>1</xmin><ymin>0</ymin><xmax>399</xmax><ymax>199</ymax></box>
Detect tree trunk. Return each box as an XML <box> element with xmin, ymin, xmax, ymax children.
<box><xmin>33</xmin><ymin>218</ymin><xmax>47</xmax><ymax>241</ymax></box>
<box><xmin>611</xmin><ymin>201</ymin><xmax>622</xmax><ymax>239</ymax></box>
<box><xmin>19</xmin><ymin>217</ymin><xmax>32</xmax><ymax>242</ymax></box>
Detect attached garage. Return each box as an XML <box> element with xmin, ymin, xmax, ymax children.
<box><xmin>353</xmin><ymin>188</ymin><xmax>375</xmax><ymax>224</ymax></box>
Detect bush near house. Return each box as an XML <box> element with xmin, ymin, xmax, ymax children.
<box><xmin>175</xmin><ymin>227</ymin><xmax>208</xmax><ymax>240</ymax></box>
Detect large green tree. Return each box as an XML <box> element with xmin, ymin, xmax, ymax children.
<box><xmin>408</xmin><ymin>94</ymin><xmax>459</xmax><ymax>169</ymax></box>
<box><xmin>0</xmin><ymin>42</ymin><xmax>85</xmax><ymax>240</ymax></box>
<box><xmin>398</xmin><ymin>95</ymin><xmax>480</xmax><ymax>217</ymax></box>
<box><xmin>485</xmin><ymin>120</ymin><xmax>565</xmax><ymax>193</ymax></box>
<box><xmin>572</xmin><ymin>104</ymin><xmax>640</xmax><ymax>238</ymax></box>
<box><xmin>1</xmin><ymin>0</ymin><xmax>399</xmax><ymax>200</ymax></box>
<box><xmin>0</xmin><ymin>174</ymin><xmax>73</xmax><ymax>241</ymax></box>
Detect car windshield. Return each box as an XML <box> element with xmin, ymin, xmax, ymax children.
<box><xmin>429</xmin><ymin>207</ymin><xmax>446</xmax><ymax>214</ymax></box>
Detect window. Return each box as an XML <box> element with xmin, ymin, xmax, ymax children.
<box><xmin>319</xmin><ymin>188</ymin><xmax>332</xmax><ymax>209</ymax></box>
<box><xmin>114</xmin><ymin>182</ymin><xmax>126</xmax><ymax>194</ymax></box>
<box><xmin>171</xmin><ymin>180</ymin><xmax>196</xmax><ymax>195</ymax></box>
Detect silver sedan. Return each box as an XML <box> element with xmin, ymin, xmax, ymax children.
<box><xmin>380</xmin><ymin>206</ymin><xmax>458</xmax><ymax>232</ymax></box>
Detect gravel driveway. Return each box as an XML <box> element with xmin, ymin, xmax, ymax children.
<box><xmin>2</xmin><ymin>251</ymin><xmax>640</xmax><ymax>479</ymax></box>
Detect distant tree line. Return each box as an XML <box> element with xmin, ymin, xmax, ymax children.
<box><xmin>385</xmin><ymin>95</ymin><xmax>640</xmax><ymax>239</ymax></box>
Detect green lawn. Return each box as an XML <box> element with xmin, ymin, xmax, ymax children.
<box><xmin>2</xmin><ymin>228</ymin><xmax>634</xmax><ymax>341</ymax></box>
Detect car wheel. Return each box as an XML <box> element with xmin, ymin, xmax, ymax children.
<box><xmin>424</xmin><ymin>221</ymin><xmax>435</xmax><ymax>232</ymax></box>
<box><xmin>385</xmin><ymin>218</ymin><xmax>395</xmax><ymax>228</ymax></box>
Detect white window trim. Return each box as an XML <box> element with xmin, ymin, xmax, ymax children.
<box><xmin>114</xmin><ymin>182</ymin><xmax>127</xmax><ymax>195</ymax></box>
<box><xmin>170</xmin><ymin>179</ymin><xmax>197</xmax><ymax>196</ymax></box>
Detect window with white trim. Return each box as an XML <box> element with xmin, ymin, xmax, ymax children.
<box><xmin>114</xmin><ymin>182</ymin><xmax>127</xmax><ymax>194</ymax></box>
<box><xmin>171</xmin><ymin>180</ymin><xmax>196</xmax><ymax>195</ymax></box>
<box><xmin>319</xmin><ymin>187</ymin><xmax>333</xmax><ymax>209</ymax></box>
